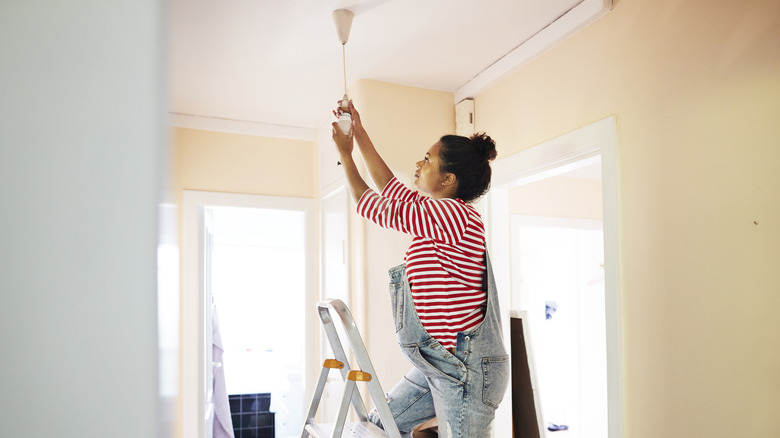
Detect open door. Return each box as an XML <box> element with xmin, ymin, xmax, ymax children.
<box><xmin>203</xmin><ymin>207</ymin><xmax>215</xmax><ymax>438</ymax></box>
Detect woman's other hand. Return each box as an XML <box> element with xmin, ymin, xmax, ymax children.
<box><xmin>332</xmin><ymin>119</ymin><xmax>354</xmax><ymax>158</ymax></box>
<box><xmin>333</xmin><ymin>100</ymin><xmax>363</xmax><ymax>133</ymax></box>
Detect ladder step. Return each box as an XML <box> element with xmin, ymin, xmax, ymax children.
<box><xmin>305</xmin><ymin>421</ymin><xmax>388</xmax><ymax>438</ymax></box>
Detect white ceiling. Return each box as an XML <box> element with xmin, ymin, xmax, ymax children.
<box><xmin>169</xmin><ymin>0</ymin><xmax>609</xmax><ymax>139</ymax></box>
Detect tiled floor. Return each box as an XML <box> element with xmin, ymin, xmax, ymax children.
<box><xmin>229</xmin><ymin>393</ymin><xmax>274</xmax><ymax>438</ymax></box>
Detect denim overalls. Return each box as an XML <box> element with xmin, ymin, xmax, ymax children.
<box><xmin>369</xmin><ymin>252</ymin><xmax>509</xmax><ymax>438</ymax></box>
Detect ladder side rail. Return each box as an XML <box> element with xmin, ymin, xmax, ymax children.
<box><xmin>320</xmin><ymin>299</ymin><xmax>403</xmax><ymax>438</ymax></box>
<box><xmin>301</xmin><ymin>362</ymin><xmax>337</xmax><ymax>437</ymax></box>
<box><xmin>317</xmin><ymin>304</ymin><xmax>371</xmax><ymax>420</ymax></box>
<box><xmin>330</xmin><ymin>379</ymin><xmax>357</xmax><ymax>438</ymax></box>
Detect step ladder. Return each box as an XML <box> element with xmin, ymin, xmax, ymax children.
<box><xmin>301</xmin><ymin>299</ymin><xmax>402</xmax><ymax>438</ymax></box>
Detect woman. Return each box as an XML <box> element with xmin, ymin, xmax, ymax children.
<box><xmin>332</xmin><ymin>100</ymin><xmax>509</xmax><ymax>438</ymax></box>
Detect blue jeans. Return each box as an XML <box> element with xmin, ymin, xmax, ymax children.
<box><xmin>369</xmin><ymin>252</ymin><xmax>509</xmax><ymax>438</ymax></box>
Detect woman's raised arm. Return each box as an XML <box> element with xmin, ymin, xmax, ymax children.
<box><xmin>348</xmin><ymin>100</ymin><xmax>395</xmax><ymax>191</ymax></box>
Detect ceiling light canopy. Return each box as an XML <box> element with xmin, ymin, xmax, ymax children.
<box><xmin>332</xmin><ymin>9</ymin><xmax>354</xmax><ymax>45</ymax></box>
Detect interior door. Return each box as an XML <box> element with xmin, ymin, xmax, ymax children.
<box><xmin>203</xmin><ymin>207</ymin><xmax>215</xmax><ymax>438</ymax></box>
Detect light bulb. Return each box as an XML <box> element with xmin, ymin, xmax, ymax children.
<box><xmin>338</xmin><ymin>112</ymin><xmax>352</xmax><ymax>135</ymax></box>
<box><xmin>337</xmin><ymin>94</ymin><xmax>351</xmax><ymax>134</ymax></box>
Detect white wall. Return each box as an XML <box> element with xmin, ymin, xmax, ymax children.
<box><xmin>0</xmin><ymin>1</ymin><xmax>173</xmax><ymax>437</ymax></box>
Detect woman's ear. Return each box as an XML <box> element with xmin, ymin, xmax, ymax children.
<box><xmin>442</xmin><ymin>173</ymin><xmax>457</xmax><ymax>187</ymax></box>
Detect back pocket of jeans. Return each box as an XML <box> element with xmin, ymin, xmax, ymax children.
<box><xmin>389</xmin><ymin>282</ymin><xmax>404</xmax><ymax>332</ymax></box>
<box><xmin>482</xmin><ymin>355</ymin><xmax>509</xmax><ymax>409</ymax></box>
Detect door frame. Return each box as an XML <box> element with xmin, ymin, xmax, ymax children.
<box><xmin>182</xmin><ymin>190</ymin><xmax>318</xmax><ymax>438</ymax></box>
<box><xmin>483</xmin><ymin>115</ymin><xmax>622</xmax><ymax>437</ymax></box>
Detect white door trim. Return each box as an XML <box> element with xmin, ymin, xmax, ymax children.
<box><xmin>484</xmin><ymin>115</ymin><xmax>622</xmax><ymax>437</ymax></box>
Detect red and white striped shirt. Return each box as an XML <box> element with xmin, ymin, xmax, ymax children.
<box><xmin>357</xmin><ymin>177</ymin><xmax>487</xmax><ymax>349</ymax></box>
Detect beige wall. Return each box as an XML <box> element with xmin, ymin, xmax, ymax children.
<box><xmin>477</xmin><ymin>0</ymin><xmax>780</xmax><ymax>437</ymax></box>
<box><xmin>172</xmin><ymin>127</ymin><xmax>316</xmax><ymax>198</ymax></box>
<box><xmin>509</xmin><ymin>176</ymin><xmax>603</xmax><ymax>220</ymax></box>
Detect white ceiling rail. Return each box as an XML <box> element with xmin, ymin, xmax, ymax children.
<box><xmin>454</xmin><ymin>0</ymin><xmax>613</xmax><ymax>103</ymax></box>
<box><xmin>170</xmin><ymin>112</ymin><xmax>316</xmax><ymax>141</ymax></box>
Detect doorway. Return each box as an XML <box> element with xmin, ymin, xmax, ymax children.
<box><xmin>183</xmin><ymin>191</ymin><xmax>317</xmax><ymax>438</ymax></box>
<box><xmin>209</xmin><ymin>205</ymin><xmax>306</xmax><ymax>437</ymax></box>
<box><xmin>511</xmin><ymin>213</ymin><xmax>607</xmax><ymax>436</ymax></box>
<box><xmin>483</xmin><ymin>116</ymin><xmax>622</xmax><ymax>437</ymax></box>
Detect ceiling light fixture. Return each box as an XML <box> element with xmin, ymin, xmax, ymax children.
<box><xmin>332</xmin><ymin>8</ymin><xmax>354</xmax><ymax>134</ymax></box>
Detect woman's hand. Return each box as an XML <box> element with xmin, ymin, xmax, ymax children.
<box><xmin>332</xmin><ymin>119</ymin><xmax>354</xmax><ymax>158</ymax></box>
<box><xmin>333</xmin><ymin>100</ymin><xmax>363</xmax><ymax>134</ymax></box>
<box><xmin>330</xmin><ymin>105</ymin><xmax>369</xmax><ymax>204</ymax></box>
<box><xmin>347</xmin><ymin>100</ymin><xmax>363</xmax><ymax>132</ymax></box>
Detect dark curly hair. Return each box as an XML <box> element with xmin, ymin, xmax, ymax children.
<box><xmin>438</xmin><ymin>132</ymin><xmax>497</xmax><ymax>203</ymax></box>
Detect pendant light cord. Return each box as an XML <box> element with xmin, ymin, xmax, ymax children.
<box><xmin>342</xmin><ymin>43</ymin><xmax>347</xmax><ymax>95</ymax></box>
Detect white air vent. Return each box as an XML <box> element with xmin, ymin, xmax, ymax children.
<box><xmin>455</xmin><ymin>98</ymin><xmax>475</xmax><ymax>137</ymax></box>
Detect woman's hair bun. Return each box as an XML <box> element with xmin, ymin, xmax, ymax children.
<box><xmin>470</xmin><ymin>132</ymin><xmax>497</xmax><ymax>162</ymax></box>
<box><xmin>438</xmin><ymin>131</ymin><xmax>498</xmax><ymax>202</ymax></box>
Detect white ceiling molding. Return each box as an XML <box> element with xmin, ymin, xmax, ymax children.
<box><xmin>454</xmin><ymin>0</ymin><xmax>612</xmax><ymax>103</ymax></box>
<box><xmin>169</xmin><ymin>113</ymin><xmax>316</xmax><ymax>141</ymax></box>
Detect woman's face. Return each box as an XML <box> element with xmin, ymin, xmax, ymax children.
<box><xmin>414</xmin><ymin>142</ymin><xmax>454</xmax><ymax>198</ymax></box>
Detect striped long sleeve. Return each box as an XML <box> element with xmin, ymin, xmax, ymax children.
<box><xmin>357</xmin><ymin>177</ymin><xmax>487</xmax><ymax>348</ymax></box>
